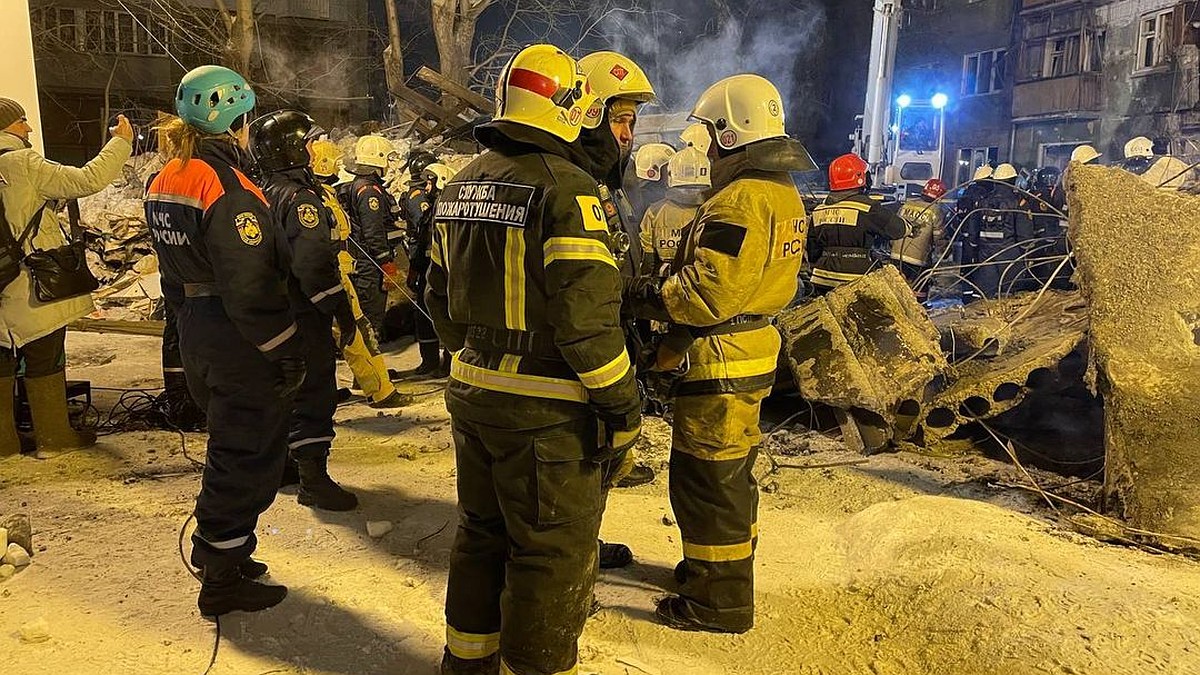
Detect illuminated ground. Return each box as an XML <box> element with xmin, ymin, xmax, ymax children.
<box><xmin>1</xmin><ymin>332</ymin><xmax>1197</xmax><ymax>675</ymax></box>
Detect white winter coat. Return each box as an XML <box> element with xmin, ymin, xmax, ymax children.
<box><xmin>0</xmin><ymin>133</ymin><xmax>132</xmax><ymax>348</ymax></box>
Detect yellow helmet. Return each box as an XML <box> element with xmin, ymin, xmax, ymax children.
<box><xmin>1070</xmin><ymin>144</ymin><xmax>1101</xmax><ymax>164</ymax></box>
<box><xmin>577</xmin><ymin>51</ymin><xmax>655</xmax><ymax>130</ymax></box>
<box><xmin>993</xmin><ymin>163</ymin><xmax>1018</xmax><ymax>181</ymax></box>
<box><xmin>973</xmin><ymin>165</ymin><xmax>993</xmax><ymax>180</ymax></box>
<box><xmin>691</xmin><ymin>74</ymin><xmax>787</xmax><ymax>151</ymax></box>
<box><xmin>667</xmin><ymin>146</ymin><xmax>711</xmax><ymax>189</ymax></box>
<box><xmin>634</xmin><ymin>143</ymin><xmax>676</xmax><ymax>181</ymax></box>
<box><xmin>355</xmin><ymin>135</ymin><xmax>397</xmax><ymax>169</ymax></box>
<box><xmin>1124</xmin><ymin>136</ymin><xmax>1154</xmax><ymax>159</ymax></box>
<box><xmin>309</xmin><ymin>139</ymin><xmax>344</xmax><ymax>178</ymax></box>
<box><xmin>423</xmin><ymin>163</ymin><xmax>456</xmax><ymax>190</ymax></box>
<box><xmin>494</xmin><ymin>44</ymin><xmax>596</xmax><ymax>143</ymax></box>
<box><xmin>680</xmin><ymin>122</ymin><xmax>712</xmax><ymax>155</ymax></box>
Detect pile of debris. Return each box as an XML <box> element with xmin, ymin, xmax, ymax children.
<box><xmin>778</xmin><ymin>266</ymin><xmax>1089</xmax><ymax>452</ymax></box>
<box><xmin>0</xmin><ymin>513</ymin><xmax>32</xmax><ymax>584</ymax></box>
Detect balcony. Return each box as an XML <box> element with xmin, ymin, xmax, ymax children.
<box><xmin>1012</xmin><ymin>72</ymin><xmax>1102</xmax><ymax>119</ymax></box>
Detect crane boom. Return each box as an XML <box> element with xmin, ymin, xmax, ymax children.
<box><xmin>857</xmin><ymin>0</ymin><xmax>902</xmax><ymax>180</ymax></box>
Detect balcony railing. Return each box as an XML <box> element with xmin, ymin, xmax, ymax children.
<box><xmin>1012</xmin><ymin>72</ymin><xmax>1102</xmax><ymax>118</ymax></box>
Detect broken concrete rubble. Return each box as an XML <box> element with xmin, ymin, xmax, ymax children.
<box><xmin>1068</xmin><ymin>165</ymin><xmax>1200</xmax><ymax>542</ymax></box>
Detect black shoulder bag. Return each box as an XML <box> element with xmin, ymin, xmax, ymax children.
<box><xmin>23</xmin><ymin>198</ymin><xmax>99</xmax><ymax>302</ymax></box>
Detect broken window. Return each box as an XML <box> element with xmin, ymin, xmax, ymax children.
<box><xmin>1044</xmin><ymin>35</ymin><xmax>1081</xmax><ymax>78</ymax></box>
<box><xmin>957</xmin><ymin>147</ymin><xmax>999</xmax><ymax>186</ymax></box>
<box><xmin>1138</xmin><ymin>9</ymin><xmax>1175</xmax><ymax>70</ymax></box>
<box><xmin>962</xmin><ymin>48</ymin><xmax>1007</xmax><ymax>96</ymax></box>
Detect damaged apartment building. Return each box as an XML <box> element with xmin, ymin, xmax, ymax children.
<box><xmin>896</xmin><ymin>0</ymin><xmax>1200</xmax><ymax>183</ymax></box>
<box><xmin>26</xmin><ymin>0</ymin><xmax>373</xmax><ymax>164</ymax></box>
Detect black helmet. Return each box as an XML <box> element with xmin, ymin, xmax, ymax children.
<box><xmin>1033</xmin><ymin>166</ymin><xmax>1061</xmax><ymax>190</ymax></box>
<box><xmin>406</xmin><ymin>148</ymin><xmax>437</xmax><ymax>178</ymax></box>
<box><xmin>250</xmin><ymin>110</ymin><xmax>324</xmax><ymax>173</ymax></box>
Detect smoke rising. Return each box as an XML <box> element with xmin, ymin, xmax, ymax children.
<box><xmin>602</xmin><ymin>0</ymin><xmax>828</xmax><ymax>136</ymax></box>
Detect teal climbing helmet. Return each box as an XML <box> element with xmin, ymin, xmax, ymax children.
<box><xmin>175</xmin><ymin>65</ymin><xmax>256</xmax><ymax>135</ymax></box>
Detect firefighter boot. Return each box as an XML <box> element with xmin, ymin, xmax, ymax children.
<box><xmin>279</xmin><ymin>456</ymin><xmax>301</xmax><ymax>489</ymax></box>
<box><xmin>198</xmin><ymin>560</ymin><xmax>288</xmax><ymax>618</ymax></box>
<box><xmin>655</xmin><ymin>595</ymin><xmax>752</xmax><ymax>635</ymax></box>
<box><xmin>439</xmin><ymin>648</ymin><xmax>501</xmax><ymax>675</ymax></box>
<box><xmin>0</xmin><ymin>377</ymin><xmax>18</xmax><ymax>457</ymax></box>
<box><xmin>398</xmin><ymin>341</ymin><xmax>442</xmax><ymax>380</ymax></box>
<box><xmin>240</xmin><ymin>558</ymin><xmax>269</xmax><ymax>579</ymax></box>
<box><xmin>296</xmin><ymin>455</ymin><xmax>359</xmax><ymax>511</ymax></box>
<box><xmin>25</xmin><ymin>372</ymin><xmax>96</xmax><ymax>458</ymax></box>
<box><xmin>599</xmin><ymin>541</ymin><xmax>633</xmax><ymax>569</ymax></box>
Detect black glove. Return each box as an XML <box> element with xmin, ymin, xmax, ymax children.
<box><xmin>333</xmin><ymin>299</ymin><xmax>357</xmax><ymax>349</ymax></box>
<box><xmin>623</xmin><ymin>275</ymin><xmax>672</xmax><ymax>322</ymax></box>
<box><xmin>274</xmin><ymin>355</ymin><xmax>307</xmax><ymax>400</ymax></box>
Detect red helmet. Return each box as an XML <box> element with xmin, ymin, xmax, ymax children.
<box><xmin>922</xmin><ymin>178</ymin><xmax>947</xmax><ymax>201</ymax></box>
<box><xmin>829</xmin><ymin>153</ymin><xmax>869</xmax><ymax>192</ymax></box>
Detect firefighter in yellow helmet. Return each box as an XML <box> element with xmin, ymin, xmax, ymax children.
<box><xmin>309</xmin><ymin>139</ymin><xmax>410</xmax><ymax>409</ymax></box>
<box><xmin>640</xmin><ymin>146</ymin><xmax>710</xmax><ymax>275</ymax></box>
<box><xmin>627</xmin><ymin>73</ymin><xmax>812</xmax><ymax>633</ymax></box>
<box><xmin>427</xmin><ymin>45</ymin><xmax>641</xmax><ymax>675</ymax></box>
<box><xmin>575</xmin><ymin>50</ymin><xmax>656</xmax><ymax>279</ymax></box>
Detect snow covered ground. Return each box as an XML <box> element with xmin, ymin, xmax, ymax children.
<box><xmin>1</xmin><ymin>331</ymin><xmax>1198</xmax><ymax>675</ymax></box>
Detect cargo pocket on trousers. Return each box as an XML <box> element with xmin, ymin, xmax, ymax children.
<box><xmin>533</xmin><ymin>434</ymin><xmax>601</xmax><ymax>527</ymax></box>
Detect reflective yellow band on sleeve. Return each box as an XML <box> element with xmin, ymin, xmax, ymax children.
<box><xmin>431</xmin><ymin>222</ymin><xmax>448</xmax><ymax>269</ymax></box>
<box><xmin>682</xmin><ymin>525</ymin><xmax>758</xmax><ymax>563</ymax></box>
<box><xmin>504</xmin><ymin>227</ymin><xmax>527</xmax><ymax>330</ymax></box>
<box><xmin>577</xmin><ymin>350</ymin><xmax>631</xmax><ymax>390</ymax></box>
<box><xmin>446</xmin><ymin>626</ymin><xmax>500</xmax><ymax>660</ymax></box>
<box><xmin>451</xmin><ymin>353</ymin><xmax>588</xmax><ymax>404</ymax></box>
<box><xmin>502</xmin><ymin>659</ymin><xmax>577</xmax><ymax>675</ymax></box>
<box><xmin>543</xmin><ymin>236</ymin><xmax>617</xmax><ymax>269</ymax></box>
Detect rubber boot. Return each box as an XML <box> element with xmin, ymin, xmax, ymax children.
<box><xmin>368</xmin><ymin>390</ymin><xmax>413</xmax><ymax>409</ymax></box>
<box><xmin>654</xmin><ymin>595</ymin><xmax>752</xmax><ymax>634</ymax></box>
<box><xmin>439</xmin><ymin>648</ymin><xmax>500</xmax><ymax>675</ymax></box>
<box><xmin>599</xmin><ymin>541</ymin><xmax>633</xmax><ymax>569</ymax></box>
<box><xmin>240</xmin><ymin>558</ymin><xmax>269</xmax><ymax>579</ymax></box>
<box><xmin>296</xmin><ymin>455</ymin><xmax>359</xmax><ymax>511</ymax></box>
<box><xmin>0</xmin><ymin>377</ymin><xmax>18</xmax><ymax>457</ymax></box>
<box><xmin>615</xmin><ymin>463</ymin><xmax>656</xmax><ymax>488</ymax></box>
<box><xmin>25</xmin><ymin>372</ymin><xmax>95</xmax><ymax>458</ymax></box>
<box><xmin>397</xmin><ymin>341</ymin><xmax>442</xmax><ymax>380</ymax></box>
<box><xmin>278</xmin><ymin>456</ymin><xmax>301</xmax><ymax>489</ymax></box>
<box><xmin>197</xmin><ymin>560</ymin><xmax>287</xmax><ymax>618</ymax></box>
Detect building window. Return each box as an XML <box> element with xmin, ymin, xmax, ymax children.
<box><xmin>1044</xmin><ymin>35</ymin><xmax>1081</xmax><ymax>78</ymax></box>
<box><xmin>957</xmin><ymin>147</ymin><xmax>999</xmax><ymax>186</ymax></box>
<box><xmin>1138</xmin><ymin>10</ymin><xmax>1174</xmax><ymax>71</ymax></box>
<box><xmin>962</xmin><ymin>49</ymin><xmax>1007</xmax><ymax>96</ymax></box>
<box><xmin>34</xmin><ymin>8</ymin><xmax>168</xmax><ymax>56</ymax></box>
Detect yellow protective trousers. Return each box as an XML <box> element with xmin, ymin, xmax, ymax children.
<box><xmin>335</xmin><ymin>252</ymin><xmax>397</xmax><ymax>403</ymax></box>
<box><xmin>669</xmin><ymin>326</ymin><xmax>776</xmax><ymax>632</ymax></box>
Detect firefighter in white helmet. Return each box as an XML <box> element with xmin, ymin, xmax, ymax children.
<box><xmin>308</xmin><ymin>139</ymin><xmax>410</xmax><ymax>409</ymax></box>
<box><xmin>680</xmin><ymin>122</ymin><xmax>713</xmax><ymax>155</ymax></box>
<box><xmin>628</xmin><ymin>142</ymin><xmax>676</xmax><ymax>222</ymax></box>
<box><xmin>338</xmin><ymin>135</ymin><xmax>401</xmax><ymax>339</ymax></box>
<box><xmin>427</xmin><ymin>44</ymin><xmax>640</xmax><ymax>675</ymax></box>
<box><xmin>640</xmin><ymin>146</ymin><xmax>710</xmax><ymax>274</ymax></box>
<box><xmin>626</xmin><ymin>73</ymin><xmax>812</xmax><ymax>633</ymax></box>
<box><xmin>1071</xmin><ymin>144</ymin><xmax>1101</xmax><ymax>165</ymax></box>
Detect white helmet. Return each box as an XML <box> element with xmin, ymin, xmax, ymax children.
<box><xmin>634</xmin><ymin>143</ymin><xmax>676</xmax><ymax>181</ymax></box>
<box><xmin>1070</xmin><ymin>144</ymin><xmax>1101</xmax><ymax>165</ymax></box>
<box><xmin>577</xmin><ymin>51</ymin><xmax>655</xmax><ymax>130</ymax></box>
<box><xmin>494</xmin><ymin>44</ymin><xmax>596</xmax><ymax>143</ymax></box>
<box><xmin>1124</xmin><ymin>136</ymin><xmax>1154</xmax><ymax>159</ymax></box>
<box><xmin>423</xmin><ymin>163</ymin><xmax>456</xmax><ymax>190</ymax></box>
<box><xmin>355</xmin><ymin>135</ymin><xmax>396</xmax><ymax>169</ymax></box>
<box><xmin>667</xmin><ymin>146</ymin><xmax>711</xmax><ymax>189</ymax></box>
<box><xmin>993</xmin><ymin>163</ymin><xmax>1018</xmax><ymax>181</ymax></box>
<box><xmin>680</xmin><ymin>123</ymin><xmax>712</xmax><ymax>155</ymax></box>
<box><xmin>691</xmin><ymin>74</ymin><xmax>787</xmax><ymax>151</ymax></box>
<box><xmin>973</xmin><ymin>165</ymin><xmax>994</xmax><ymax>181</ymax></box>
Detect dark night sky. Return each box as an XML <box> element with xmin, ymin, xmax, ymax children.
<box><xmin>370</xmin><ymin>0</ymin><xmax>871</xmax><ymax>162</ymax></box>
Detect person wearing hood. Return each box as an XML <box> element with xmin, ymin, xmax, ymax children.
<box><xmin>339</xmin><ymin>135</ymin><xmax>400</xmax><ymax>341</ymax></box>
<box><xmin>625</xmin><ymin>73</ymin><xmax>812</xmax><ymax>634</ymax></box>
<box><xmin>145</xmin><ymin>66</ymin><xmax>303</xmax><ymax>617</ymax></box>
<box><xmin>640</xmin><ymin>145</ymin><xmax>710</xmax><ymax>275</ymax></box>
<box><xmin>966</xmin><ymin>162</ymin><xmax>1036</xmax><ymax>298</ymax></box>
<box><xmin>0</xmin><ymin>99</ymin><xmax>131</xmax><ymax>458</ymax></box>
<box><xmin>575</xmin><ymin>50</ymin><xmax>657</xmax><ymax>281</ymax></box>
<box><xmin>251</xmin><ymin>110</ymin><xmax>360</xmax><ymax>512</ymax></box>
<box><xmin>307</xmin><ymin>139</ymin><xmax>412</xmax><ymax>410</ymax></box>
<box><xmin>425</xmin><ymin>45</ymin><xmax>641</xmax><ymax>675</ymax></box>
<box><xmin>808</xmin><ymin>153</ymin><xmax>909</xmax><ymax>292</ymax></box>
